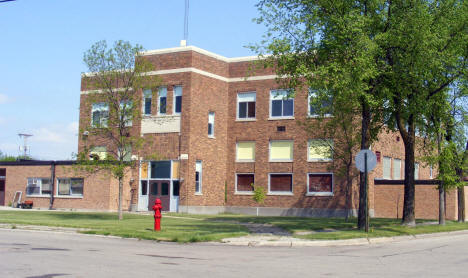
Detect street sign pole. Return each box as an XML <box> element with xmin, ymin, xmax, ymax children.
<box><xmin>365</xmin><ymin>153</ymin><xmax>369</xmax><ymax>233</ymax></box>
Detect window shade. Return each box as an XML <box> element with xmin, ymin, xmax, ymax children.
<box><xmin>270</xmin><ymin>141</ymin><xmax>293</xmax><ymax>160</ymax></box>
<box><xmin>237</xmin><ymin>142</ymin><xmax>255</xmax><ymax>161</ymax></box>
<box><xmin>393</xmin><ymin>159</ymin><xmax>401</xmax><ymax>180</ymax></box>
<box><xmin>236</xmin><ymin>174</ymin><xmax>254</xmax><ymax>191</ymax></box>
<box><xmin>308</xmin><ymin>174</ymin><xmax>332</xmax><ymax>193</ymax></box>
<box><xmin>308</xmin><ymin>140</ymin><xmax>333</xmax><ymax>160</ymax></box>
<box><xmin>383</xmin><ymin>157</ymin><xmax>391</xmax><ymax>179</ymax></box>
<box><xmin>270</xmin><ymin>174</ymin><xmax>292</xmax><ymax>192</ymax></box>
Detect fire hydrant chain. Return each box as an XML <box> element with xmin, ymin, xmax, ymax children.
<box><xmin>152</xmin><ymin>199</ymin><xmax>162</xmax><ymax>231</ymax></box>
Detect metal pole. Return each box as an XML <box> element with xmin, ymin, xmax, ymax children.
<box><xmin>365</xmin><ymin>153</ymin><xmax>369</xmax><ymax>233</ymax></box>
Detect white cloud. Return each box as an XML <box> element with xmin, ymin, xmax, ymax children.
<box><xmin>0</xmin><ymin>94</ymin><xmax>8</xmax><ymax>104</ymax></box>
<box><xmin>28</xmin><ymin>122</ymin><xmax>78</xmax><ymax>159</ymax></box>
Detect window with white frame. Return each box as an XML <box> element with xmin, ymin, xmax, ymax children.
<box><xmin>269</xmin><ymin>173</ymin><xmax>293</xmax><ymax>193</ymax></box>
<box><xmin>269</xmin><ymin>140</ymin><xmax>293</xmax><ymax>162</ymax></box>
<box><xmin>415</xmin><ymin>163</ymin><xmax>419</xmax><ymax>179</ymax></box>
<box><xmin>143</xmin><ymin>89</ymin><xmax>152</xmax><ymax>115</ymax></box>
<box><xmin>393</xmin><ymin>158</ymin><xmax>401</xmax><ymax>180</ymax></box>
<box><xmin>90</xmin><ymin>146</ymin><xmax>107</xmax><ymax>160</ymax></box>
<box><xmin>308</xmin><ymin>139</ymin><xmax>333</xmax><ymax>161</ymax></box>
<box><xmin>173</xmin><ymin>86</ymin><xmax>182</xmax><ymax>114</ymax></box>
<box><xmin>383</xmin><ymin>156</ymin><xmax>391</xmax><ymax>179</ymax></box>
<box><xmin>236</xmin><ymin>173</ymin><xmax>254</xmax><ymax>193</ymax></box>
<box><xmin>120</xmin><ymin>100</ymin><xmax>133</xmax><ymax>127</ymax></box>
<box><xmin>308</xmin><ymin>173</ymin><xmax>333</xmax><ymax>195</ymax></box>
<box><xmin>208</xmin><ymin>112</ymin><xmax>215</xmax><ymax>137</ymax></box>
<box><xmin>195</xmin><ymin>161</ymin><xmax>202</xmax><ymax>194</ymax></box>
<box><xmin>57</xmin><ymin>178</ymin><xmax>83</xmax><ymax>196</ymax></box>
<box><xmin>26</xmin><ymin>178</ymin><xmax>52</xmax><ymax>196</ymax></box>
<box><xmin>430</xmin><ymin>165</ymin><xmax>433</xmax><ymax>179</ymax></box>
<box><xmin>308</xmin><ymin>89</ymin><xmax>333</xmax><ymax>117</ymax></box>
<box><xmin>270</xmin><ymin>90</ymin><xmax>294</xmax><ymax>118</ymax></box>
<box><xmin>91</xmin><ymin>102</ymin><xmax>109</xmax><ymax>127</ymax></box>
<box><xmin>236</xmin><ymin>141</ymin><xmax>255</xmax><ymax>162</ymax></box>
<box><xmin>237</xmin><ymin>92</ymin><xmax>256</xmax><ymax>119</ymax></box>
<box><xmin>158</xmin><ymin>87</ymin><xmax>167</xmax><ymax>115</ymax></box>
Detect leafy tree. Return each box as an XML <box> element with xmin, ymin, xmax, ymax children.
<box><xmin>78</xmin><ymin>40</ymin><xmax>160</xmax><ymax>220</ymax></box>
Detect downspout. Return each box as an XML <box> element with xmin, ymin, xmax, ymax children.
<box><xmin>49</xmin><ymin>161</ymin><xmax>56</xmax><ymax>210</ymax></box>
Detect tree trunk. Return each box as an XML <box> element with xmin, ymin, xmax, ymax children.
<box><xmin>458</xmin><ymin>186</ymin><xmax>465</xmax><ymax>222</ymax></box>
<box><xmin>439</xmin><ymin>184</ymin><xmax>446</xmax><ymax>225</ymax></box>
<box><xmin>344</xmin><ymin>163</ymin><xmax>352</xmax><ymax>222</ymax></box>
<box><xmin>49</xmin><ymin>162</ymin><xmax>56</xmax><ymax>210</ymax></box>
<box><xmin>402</xmin><ymin>132</ymin><xmax>416</xmax><ymax>226</ymax></box>
<box><xmin>118</xmin><ymin>177</ymin><xmax>123</xmax><ymax>220</ymax></box>
<box><xmin>358</xmin><ymin>99</ymin><xmax>371</xmax><ymax>230</ymax></box>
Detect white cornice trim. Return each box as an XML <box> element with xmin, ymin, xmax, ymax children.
<box><xmin>81</xmin><ymin>68</ymin><xmax>278</xmax><ymax>94</ymax></box>
<box><xmin>139</xmin><ymin>45</ymin><xmax>263</xmax><ymax>62</ymax></box>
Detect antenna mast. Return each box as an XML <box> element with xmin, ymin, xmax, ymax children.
<box><xmin>18</xmin><ymin>133</ymin><xmax>33</xmax><ymax>158</ymax></box>
<box><xmin>181</xmin><ymin>0</ymin><xmax>189</xmax><ymax>46</ymax></box>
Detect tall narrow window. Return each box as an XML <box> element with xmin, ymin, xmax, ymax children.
<box><xmin>415</xmin><ymin>163</ymin><xmax>419</xmax><ymax>179</ymax></box>
<box><xmin>158</xmin><ymin>87</ymin><xmax>167</xmax><ymax>115</ymax></box>
<box><xmin>173</xmin><ymin>86</ymin><xmax>182</xmax><ymax>114</ymax></box>
<box><xmin>237</xmin><ymin>92</ymin><xmax>256</xmax><ymax>119</ymax></box>
<box><xmin>430</xmin><ymin>165</ymin><xmax>433</xmax><ymax>179</ymax></box>
<box><xmin>91</xmin><ymin>102</ymin><xmax>109</xmax><ymax>127</ymax></box>
<box><xmin>143</xmin><ymin>89</ymin><xmax>152</xmax><ymax>115</ymax></box>
<box><xmin>195</xmin><ymin>161</ymin><xmax>202</xmax><ymax>194</ymax></box>
<box><xmin>383</xmin><ymin>157</ymin><xmax>391</xmax><ymax>179</ymax></box>
<box><xmin>208</xmin><ymin>112</ymin><xmax>215</xmax><ymax>138</ymax></box>
<box><xmin>270</xmin><ymin>90</ymin><xmax>294</xmax><ymax>118</ymax></box>
<box><xmin>393</xmin><ymin>158</ymin><xmax>401</xmax><ymax>180</ymax></box>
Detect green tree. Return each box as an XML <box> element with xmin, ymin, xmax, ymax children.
<box><xmin>78</xmin><ymin>40</ymin><xmax>160</xmax><ymax>220</ymax></box>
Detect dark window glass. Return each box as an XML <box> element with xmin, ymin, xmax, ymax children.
<box><xmin>27</xmin><ymin>186</ymin><xmax>40</xmax><ymax>195</ymax></box>
<box><xmin>247</xmin><ymin>102</ymin><xmax>256</xmax><ymax>117</ymax></box>
<box><xmin>41</xmin><ymin>179</ymin><xmax>51</xmax><ymax>195</ymax></box>
<box><xmin>195</xmin><ymin>172</ymin><xmax>200</xmax><ymax>192</ymax></box>
<box><xmin>236</xmin><ymin>174</ymin><xmax>254</xmax><ymax>192</ymax></box>
<box><xmin>161</xmin><ymin>182</ymin><xmax>169</xmax><ymax>196</ymax></box>
<box><xmin>150</xmin><ymin>182</ymin><xmax>158</xmax><ymax>195</ymax></box>
<box><xmin>283</xmin><ymin>99</ymin><xmax>294</xmax><ymax>116</ymax></box>
<box><xmin>270</xmin><ymin>174</ymin><xmax>292</xmax><ymax>192</ymax></box>
<box><xmin>0</xmin><ymin>168</ymin><xmax>5</xmax><ymax>176</ymax></box>
<box><xmin>71</xmin><ymin>179</ymin><xmax>84</xmax><ymax>195</ymax></box>
<box><xmin>144</xmin><ymin>98</ymin><xmax>152</xmax><ymax>115</ymax></box>
<box><xmin>159</xmin><ymin>97</ymin><xmax>166</xmax><ymax>114</ymax></box>
<box><xmin>175</xmin><ymin>96</ymin><xmax>182</xmax><ymax>113</ymax></box>
<box><xmin>272</xmin><ymin>100</ymin><xmax>282</xmax><ymax>117</ymax></box>
<box><xmin>208</xmin><ymin>123</ymin><xmax>213</xmax><ymax>136</ymax></box>
<box><xmin>172</xmin><ymin>181</ymin><xmax>180</xmax><ymax>196</ymax></box>
<box><xmin>308</xmin><ymin>174</ymin><xmax>332</xmax><ymax>193</ymax></box>
<box><xmin>150</xmin><ymin>161</ymin><xmax>171</xmax><ymax>179</ymax></box>
<box><xmin>0</xmin><ymin>181</ymin><xmax>4</xmax><ymax>191</ymax></box>
<box><xmin>141</xmin><ymin>181</ymin><xmax>148</xmax><ymax>196</ymax></box>
<box><xmin>238</xmin><ymin>102</ymin><xmax>247</xmax><ymax>118</ymax></box>
<box><xmin>92</xmin><ymin>111</ymin><xmax>100</xmax><ymax>126</ymax></box>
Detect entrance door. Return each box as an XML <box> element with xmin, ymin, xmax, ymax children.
<box><xmin>148</xmin><ymin>180</ymin><xmax>170</xmax><ymax>212</ymax></box>
<box><xmin>0</xmin><ymin>169</ymin><xmax>5</xmax><ymax>206</ymax></box>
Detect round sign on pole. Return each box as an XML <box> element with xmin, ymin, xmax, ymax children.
<box><xmin>355</xmin><ymin>149</ymin><xmax>377</xmax><ymax>173</ymax></box>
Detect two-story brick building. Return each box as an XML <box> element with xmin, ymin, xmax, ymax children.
<box><xmin>1</xmin><ymin>45</ymin><xmax>465</xmax><ymax>220</ymax></box>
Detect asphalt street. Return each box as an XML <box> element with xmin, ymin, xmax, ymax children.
<box><xmin>1</xmin><ymin>229</ymin><xmax>467</xmax><ymax>278</ymax></box>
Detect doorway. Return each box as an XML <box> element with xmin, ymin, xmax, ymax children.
<box><xmin>147</xmin><ymin>180</ymin><xmax>170</xmax><ymax>212</ymax></box>
<box><xmin>0</xmin><ymin>168</ymin><xmax>5</xmax><ymax>206</ymax></box>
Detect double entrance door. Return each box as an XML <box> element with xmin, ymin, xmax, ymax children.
<box><xmin>140</xmin><ymin>180</ymin><xmax>170</xmax><ymax>211</ymax></box>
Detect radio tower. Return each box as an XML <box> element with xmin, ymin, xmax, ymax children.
<box><xmin>18</xmin><ymin>133</ymin><xmax>33</xmax><ymax>158</ymax></box>
<box><xmin>180</xmin><ymin>0</ymin><xmax>189</xmax><ymax>46</ymax></box>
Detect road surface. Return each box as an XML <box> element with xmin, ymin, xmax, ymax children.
<box><xmin>1</xmin><ymin>229</ymin><xmax>467</xmax><ymax>277</ymax></box>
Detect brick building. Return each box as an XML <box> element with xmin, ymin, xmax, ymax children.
<box><xmin>1</xmin><ymin>45</ymin><xmax>466</xmax><ymax>219</ymax></box>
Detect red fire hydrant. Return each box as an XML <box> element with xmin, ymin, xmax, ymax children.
<box><xmin>152</xmin><ymin>199</ymin><xmax>162</xmax><ymax>231</ymax></box>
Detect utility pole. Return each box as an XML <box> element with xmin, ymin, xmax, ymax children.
<box><xmin>18</xmin><ymin>133</ymin><xmax>33</xmax><ymax>158</ymax></box>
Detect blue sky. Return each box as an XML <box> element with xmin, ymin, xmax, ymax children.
<box><xmin>0</xmin><ymin>0</ymin><xmax>266</xmax><ymax>159</ymax></box>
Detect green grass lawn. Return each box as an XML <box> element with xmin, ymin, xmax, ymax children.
<box><xmin>1</xmin><ymin>210</ymin><xmax>468</xmax><ymax>242</ymax></box>
<box><xmin>0</xmin><ymin>210</ymin><xmax>248</xmax><ymax>243</ymax></box>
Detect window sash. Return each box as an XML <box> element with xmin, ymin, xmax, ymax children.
<box><xmin>143</xmin><ymin>89</ymin><xmax>152</xmax><ymax>115</ymax></box>
<box><xmin>208</xmin><ymin>112</ymin><xmax>215</xmax><ymax>137</ymax></box>
<box><xmin>308</xmin><ymin>174</ymin><xmax>332</xmax><ymax>193</ymax></box>
<box><xmin>91</xmin><ymin>103</ymin><xmax>109</xmax><ymax>127</ymax></box>
<box><xmin>237</xmin><ymin>93</ymin><xmax>256</xmax><ymax>119</ymax></box>
<box><xmin>195</xmin><ymin>161</ymin><xmax>202</xmax><ymax>193</ymax></box>
<box><xmin>270</xmin><ymin>141</ymin><xmax>293</xmax><ymax>161</ymax></box>
<box><xmin>383</xmin><ymin>157</ymin><xmax>391</xmax><ymax>179</ymax></box>
<box><xmin>158</xmin><ymin>87</ymin><xmax>167</xmax><ymax>114</ymax></box>
<box><xmin>26</xmin><ymin>178</ymin><xmax>51</xmax><ymax>196</ymax></box>
<box><xmin>415</xmin><ymin>163</ymin><xmax>419</xmax><ymax>179</ymax></box>
<box><xmin>174</xmin><ymin>86</ymin><xmax>182</xmax><ymax>114</ymax></box>
<box><xmin>236</xmin><ymin>174</ymin><xmax>254</xmax><ymax>192</ymax></box>
<box><xmin>236</xmin><ymin>142</ymin><xmax>255</xmax><ymax>161</ymax></box>
<box><xmin>393</xmin><ymin>159</ymin><xmax>401</xmax><ymax>180</ymax></box>
<box><xmin>270</xmin><ymin>90</ymin><xmax>294</xmax><ymax>117</ymax></box>
<box><xmin>269</xmin><ymin>174</ymin><xmax>292</xmax><ymax>192</ymax></box>
<box><xmin>308</xmin><ymin>139</ymin><xmax>333</xmax><ymax>161</ymax></box>
<box><xmin>58</xmin><ymin>178</ymin><xmax>83</xmax><ymax>196</ymax></box>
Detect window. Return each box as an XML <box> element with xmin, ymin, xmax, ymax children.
<box><xmin>393</xmin><ymin>158</ymin><xmax>401</xmax><ymax>180</ymax></box>
<box><xmin>90</xmin><ymin>146</ymin><xmax>107</xmax><ymax>160</ymax></box>
<box><xmin>237</xmin><ymin>92</ymin><xmax>256</xmax><ymax>119</ymax></box>
<box><xmin>143</xmin><ymin>89</ymin><xmax>152</xmax><ymax>115</ymax></box>
<box><xmin>91</xmin><ymin>102</ymin><xmax>108</xmax><ymax>127</ymax></box>
<box><xmin>173</xmin><ymin>86</ymin><xmax>182</xmax><ymax>114</ymax></box>
<box><xmin>208</xmin><ymin>112</ymin><xmax>215</xmax><ymax>137</ymax></box>
<box><xmin>119</xmin><ymin>100</ymin><xmax>133</xmax><ymax>127</ymax></box>
<box><xmin>383</xmin><ymin>157</ymin><xmax>391</xmax><ymax>179</ymax></box>
<box><xmin>150</xmin><ymin>161</ymin><xmax>171</xmax><ymax>179</ymax></box>
<box><xmin>308</xmin><ymin>139</ymin><xmax>333</xmax><ymax>161</ymax></box>
<box><xmin>195</xmin><ymin>161</ymin><xmax>202</xmax><ymax>194</ymax></box>
<box><xmin>270</xmin><ymin>89</ymin><xmax>294</xmax><ymax>118</ymax></box>
<box><xmin>161</xmin><ymin>182</ymin><xmax>169</xmax><ymax>196</ymax></box>
<box><xmin>140</xmin><ymin>180</ymin><xmax>148</xmax><ymax>196</ymax></box>
<box><xmin>236</xmin><ymin>142</ymin><xmax>255</xmax><ymax>162</ymax></box>
<box><xmin>308</xmin><ymin>89</ymin><xmax>332</xmax><ymax>117</ymax></box>
<box><xmin>308</xmin><ymin>173</ymin><xmax>333</xmax><ymax>196</ymax></box>
<box><xmin>172</xmin><ymin>181</ymin><xmax>180</xmax><ymax>196</ymax></box>
<box><xmin>26</xmin><ymin>178</ymin><xmax>51</xmax><ymax>196</ymax></box>
<box><xmin>269</xmin><ymin>174</ymin><xmax>293</xmax><ymax>194</ymax></box>
<box><xmin>118</xmin><ymin>146</ymin><xmax>132</xmax><ymax>162</ymax></box>
<box><xmin>158</xmin><ymin>87</ymin><xmax>167</xmax><ymax>115</ymax></box>
<box><xmin>430</xmin><ymin>165</ymin><xmax>433</xmax><ymax>179</ymax></box>
<box><xmin>236</xmin><ymin>174</ymin><xmax>254</xmax><ymax>193</ymax></box>
<box><xmin>57</xmin><ymin>178</ymin><xmax>83</xmax><ymax>196</ymax></box>
<box><xmin>269</xmin><ymin>140</ymin><xmax>293</xmax><ymax>162</ymax></box>
<box><xmin>415</xmin><ymin>163</ymin><xmax>419</xmax><ymax>179</ymax></box>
